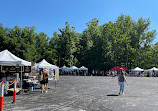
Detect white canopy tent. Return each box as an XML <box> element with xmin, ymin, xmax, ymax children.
<box><xmin>60</xmin><ymin>65</ymin><xmax>68</xmax><ymax>71</ymax></box>
<box><xmin>0</xmin><ymin>49</ymin><xmax>31</xmax><ymax>66</ymax></box>
<box><xmin>38</xmin><ymin>59</ymin><xmax>59</xmax><ymax>80</ymax></box>
<box><xmin>38</xmin><ymin>59</ymin><xmax>58</xmax><ymax>69</ymax></box>
<box><xmin>60</xmin><ymin>65</ymin><xmax>68</xmax><ymax>74</ymax></box>
<box><xmin>60</xmin><ymin>65</ymin><xmax>67</xmax><ymax>69</ymax></box>
<box><xmin>64</xmin><ymin>68</ymin><xmax>72</xmax><ymax>72</ymax></box>
<box><xmin>70</xmin><ymin>66</ymin><xmax>78</xmax><ymax>70</ymax></box>
<box><xmin>68</xmin><ymin>66</ymin><xmax>78</xmax><ymax>75</ymax></box>
<box><xmin>148</xmin><ymin>67</ymin><xmax>158</xmax><ymax>71</ymax></box>
<box><xmin>0</xmin><ymin>49</ymin><xmax>31</xmax><ymax>92</ymax></box>
<box><xmin>131</xmin><ymin>67</ymin><xmax>144</xmax><ymax>72</ymax></box>
<box><xmin>145</xmin><ymin>67</ymin><xmax>158</xmax><ymax>77</ymax></box>
<box><xmin>79</xmin><ymin>66</ymin><xmax>88</xmax><ymax>76</ymax></box>
<box><xmin>79</xmin><ymin>66</ymin><xmax>88</xmax><ymax>71</ymax></box>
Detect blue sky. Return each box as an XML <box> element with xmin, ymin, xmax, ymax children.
<box><xmin>0</xmin><ymin>0</ymin><xmax>158</xmax><ymax>42</ymax></box>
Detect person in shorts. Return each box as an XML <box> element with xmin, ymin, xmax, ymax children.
<box><xmin>118</xmin><ymin>70</ymin><xmax>128</xmax><ymax>95</ymax></box>
<box><xmin>42</xmin><ymin>69</ymin><xmax>49</xmax><ymax>93</ymax></box>
<box><xmin>38</xmin><ymin>68</ymin><xmax>45</xmax><ymax>93</ymax></box>
<box><xmin>45</xmin><ymin>69</ymin><xmax>49</xmax><ymax>93</ymax></box>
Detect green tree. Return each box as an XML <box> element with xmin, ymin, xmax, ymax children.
<box><xmin>35</xmin><ymin>32</ymin><xmax>49</xmax><ymax>62</ymax></box>
<box><xmin>58</xmin><ymin>22</ymin><xmax>79</xmax><ymax>67</ymax></box>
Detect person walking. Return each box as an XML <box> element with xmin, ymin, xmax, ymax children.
<box><xmin>42</xmin><ymin>69</ymin><xmax>49</xmax><ymax>93</ymax></box>
<box><xmin>153</xmin><ymin>70</ymin><xmax>155</xmax><ymax>77</ymax></box>
<box><xmin>118</xmin><ymin>70</ymin><xmax>128</xmax><ymax>95</ymax></box>
<box><xmin>38</xmin><ymin>68</ymin><xmax>45</xmax><ymax>93</ymax></box>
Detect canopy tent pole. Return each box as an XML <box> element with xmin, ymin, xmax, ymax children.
<box><xmin>20</xmin><ymin>66</ymin><xmax>23</xmax><ymax>94</ymax></box>
<box><xmin>55</xmin><ymin>80</ymin><xmax>56</xmax><ymax>88</ymax></box>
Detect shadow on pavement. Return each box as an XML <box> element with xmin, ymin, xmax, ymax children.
<box><xmin>107</xmin><ymin>94</ymin><xmax>119</xmax><ymax>96</ymax></box>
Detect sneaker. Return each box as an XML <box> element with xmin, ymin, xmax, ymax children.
<box><xmin>41</xmin><ymin>90</ymin><xmax>44</xmax><ymax>93</ymax></box>
<box><xmin>45</xmin><ymin>90</ymin><xmax>48</xmax><ymax>93</ymax></box>
<box><xmin>119</xmin><ymin>92</ymin><xmax>122</xmax><ymax>95</ymax></box>
<box><xmin>122</xmin><ymin>93</ymin><xmax>124</xmax><ymax>95</ymax></box>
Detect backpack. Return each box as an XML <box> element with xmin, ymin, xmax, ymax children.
<box><xmin>119</xmin><ymin>75</ymin><xmax>124</xmax><ymax>82</ymax></box>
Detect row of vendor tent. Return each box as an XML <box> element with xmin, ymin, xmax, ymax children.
<box><xmin>109</xmin><ymin>66</ymin><xmax>158</xmax><ymax>77</ymax></box>
<box><xmin>60</xmin><ymin>65</ymin><xmax>88</xmax><ymax>76</ymax></box>
<box><xmin>0</xmin><ymin>49</ymin><xmax>59</xmax><ymax>94</ymax></box>
<box><xmin>129</xmin><ymin>67</ymin><xmax>158</xmax><ymax>77</ymax></box>
<box><xmin>0</xmin><ymin>49</ymin><xmax>59</xmax><ymax>80</ymax></box>
<box><xmin>131</xmin><ymin>67</ymin><xmax>158</xmax><ymax>72</ymax></box>
<box><xmin>60</xmin><ymin>65</ymin><xmax>88</xmax><ymax>71</ymax></box>
<box><xmin>109</xmin><ymin>66</ymin><xmax>158</xmax><ymax>72</ymax></box>
<box><xmin>0</xmin><ymin>49</ymin><xmax>59</xmax><ymax>70</ymax></box>
<box><xmin>0</xmin><ymin>49</ymin><xmax>59</xmax><ymax>71</ymax></box>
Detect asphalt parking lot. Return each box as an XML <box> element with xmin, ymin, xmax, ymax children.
<box><xmin>3</xmin><ymin>76</ymin><xmax>158</xmax><ymax>111</ymax></box>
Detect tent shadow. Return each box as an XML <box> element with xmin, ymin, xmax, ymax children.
<box><xmin>107</xmin><ymin>94</ymin><xmax>119</xmax><ymax>96</ymax></box>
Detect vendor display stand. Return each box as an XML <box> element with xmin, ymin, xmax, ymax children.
<box><xmin>37</xmin><ymin>59</ymin><xmax>59</xmax><ymax>89</ymax></box>
<box><xmin>37</xmin><ymin>59</ymin><xmax>59</xmax><ymax>80</ymax></box>
<box><xmin>0</xmin><ymin>49</ymin><xmax>31</xmax><ymax>94</ymax></box>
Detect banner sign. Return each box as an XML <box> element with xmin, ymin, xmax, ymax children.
<box><xmin>24</xmin><ymin>66</ymin><xmax>31</xmax><ymax>73</ymax></box>
<box><xmin>0</xmin><ymin>66</ymin><xmax>30</xmax><ymax>73</ymax></box>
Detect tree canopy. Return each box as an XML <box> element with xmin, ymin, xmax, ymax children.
<box><xmin>0</xmin><ymin>14</ymin><xmax>157</xmax><ymax>72</ymax></box>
